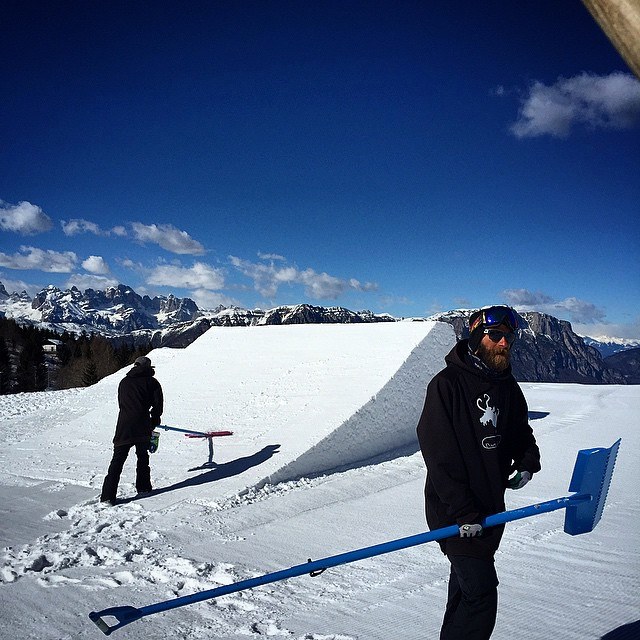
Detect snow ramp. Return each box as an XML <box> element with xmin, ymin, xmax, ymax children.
<box><xmin>152</xmin><ymin>321</ymin><xmax>454</xmax><ymax>494</ymax></box>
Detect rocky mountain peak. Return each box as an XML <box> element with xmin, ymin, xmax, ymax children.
<box><xmin>0</xmin><ymin>281</ymin><xmax>635</xmax><ymax>383</ymax></box>
<box><xmin>1</xmin><ymin>281</ymin><xmax>200</xmax><ymax>335</ymax></box>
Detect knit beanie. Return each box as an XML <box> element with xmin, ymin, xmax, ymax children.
<box><xmin>468</xmin><ymin>310</ymin><xmax>485</xmax><ymax>353</ymax></box>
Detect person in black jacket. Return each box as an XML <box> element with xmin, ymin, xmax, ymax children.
<box><xmin>100</xmin><ymin>356</ymin><xmax>164</xmax><ymax>506</ymax></box>
<box><xmin>417</xmin><ymin>305</ymin><xmax>540</xmax><ymax>640</ymax></box>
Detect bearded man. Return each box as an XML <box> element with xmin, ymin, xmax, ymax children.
<box><xmin>417</xmin><ymin>305</ymin><xmax>541</xmax><ymax>640</ymax></box>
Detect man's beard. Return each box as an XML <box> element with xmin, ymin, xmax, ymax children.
<box><xmin>477</xmin><ymin>342</ymin><xmax>511</xmax><ymax>372</ymax></box>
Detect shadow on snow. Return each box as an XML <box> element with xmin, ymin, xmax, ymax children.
<box><xmin>120</xmin><ymin>444</ymin><xmax>281</xmax><ymax>503</ymax></box>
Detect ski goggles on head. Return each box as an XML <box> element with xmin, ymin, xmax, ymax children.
<box><xmin>469</xmin><ymin>306</ymin><xmax>519</xmax><ymax>333</ymax></box>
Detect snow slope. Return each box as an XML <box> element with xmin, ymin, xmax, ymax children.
<box><xmin>0</xmin><ymin>322</ymin><xmax>638</xmax><ymax>640</ymax></box>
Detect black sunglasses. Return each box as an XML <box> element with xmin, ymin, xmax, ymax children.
<box><xmin>484</xmin><ymin>329</ymin><xmax>516</xmax><ymax>345</ymax></box>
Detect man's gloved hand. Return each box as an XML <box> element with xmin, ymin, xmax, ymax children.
<box><xmin>508</xmin><ymin>470</ymin><xmax>531</xmax><ymax>490</ymax></box>
<box><xmin>459</xmin><ymin>523</ymin><xmax>483</xmax><ymax>538</ymax></box>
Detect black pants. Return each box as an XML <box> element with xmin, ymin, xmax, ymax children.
<box><xmin>101</xmin><ymin>442</ymin><xmax>152</xmax><ymax>501</ymax></box>
<box><xmin>440</xmin><ymin>555</ymin><xmax>499</xmax><ymax>640</ymax></box>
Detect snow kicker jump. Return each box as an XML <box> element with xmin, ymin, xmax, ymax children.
<box><xmin>89</xmin><ymin>439</ymin><xmax>620</xmax><ymax>635</ymax></box>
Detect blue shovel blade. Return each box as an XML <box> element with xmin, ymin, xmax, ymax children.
<box><xmin>564</xmin><ymin>439</ymin><xmax>621</xmax><ymax>535</ymax></box>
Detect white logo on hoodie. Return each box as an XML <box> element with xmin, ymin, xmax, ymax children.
<box><xmin>477</xmin><ymin>394</ymin><xmax>501</xmax><ymax>449</ymax></box>
<box><xmin>477</xmin><ymin>393</ymin><xmax>499</xmax><ymax>429</ymax></box>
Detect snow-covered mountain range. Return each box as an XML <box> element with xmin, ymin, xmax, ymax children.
<box><xmin>0</xmin><ymin>282</ymin><xmax>200</xmax><ymax>335</ymax></box>
<box><xmin>0</xmin><ymin>282</ymin><xmax>393</xmax><ymax>334</ymax></box>
<box><xmin>582</xmin><ymin>336</ymin><xmax>640</xmax><ymax>357</ymax></box>
<box><xmin>0</xmin><ymin>281</ymin><xmax>636</xmax><ymax>384</ymax></box>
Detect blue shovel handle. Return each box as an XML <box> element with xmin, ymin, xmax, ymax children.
<box><xmin>89</xmin><ymin>439</ymin><xmax>619</xmax><ymax>636</ymax></box>
<box><xmin>88</xmin><ymin>494</ymin><xmax>589</xmax><ymax>635</ymax></box>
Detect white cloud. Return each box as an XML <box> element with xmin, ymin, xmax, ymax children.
<box><xmin>82</xmin><ymin>255</ymin><xmax>110</xmax><ymax>275</ymax></box>
<box><xmin>119</xmin><ymin>258</ymin><xmax>140</xmax><ymax>270</ymax></box>
<box><xmin>257</xmin><ymin>252</ymin><xmax>286</xmax><ymax>261</ymax></box>
<box><xmin>555</xmin><ymin>297</ymin><xmax>607</xmax><ymax>323</ymax></box>
<box><xmin>131</xmin><ymin>223</ymin><xmax>205</xmax><ymax>255</ymax></box>
<box><xmin>65</xmin><ymin>273</ymin><xmax>120</xmax><ymax>291</ymax></box>
<box><xmin>502</xmin><ymin>288</ymin><xmax>556</xmax><ymax>307</ymax></box>
<box><xmin>230</xmin><ymin>255</ymin><xmax>378</xmax><ymax>300</ymax></box>
<box><xmin>0</xmin><ymin>201</ymin><xmax>53</xmax><ymax>235</ymax></box>
<box><xmin>507</xmin><ymin>72</ymin><xmax>640</xmax><ymax>138</ymax></box>
<box><xmin>61</xmin><ymin>218</ymin><xmax>103</xmax><ymax>236</ymax></box>
<box><xmin>189</xmin><ymin>288</ymin><xmax>241</xmax><ymax>309</ymax></box>
<box><xmin>147</xmin><ymin>261</ymin><xmax>225</xmax><ymax>290</ymax></box>
<box><xmin>502</xmin><ymin>288</ymin><xmax>606</xmax><ymax>323</ymax></box>
<box><xmin>573</xmin><ymin>316</ymin><xmax>640</xmax><ymax>341</ymax></box>
<box><xmin>0</xmin><ymin>246</ymin><xmax>77</xmax><ymax>273</ymax></box>
<box><xmin>61</xmin><ymin>218</ymin><xmax>130</xmax><ymax>237</ymax></box>
<box><xmin>348</xmin><ymin>278</ymin><xmax>378</xmax><ymax>292</ymax></box>
<box><xmin>299</xmin><ymin>268</ymin><xmax>347</xmax><ymax>299</ymax></box>
<box><xmin>0</xmin><ymin>274</ymin><xmax>40</xmax><ymax>297</ymax></box>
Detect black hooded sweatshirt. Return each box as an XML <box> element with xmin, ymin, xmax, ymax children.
<box><xmin>417</xmin><ymin>339</ymin><xmax>541</xmax><ymax>558</ymax></box>
<box><xmin>113</xmin><ymin>364</ymin><xmax>164</xmax><ymax>447</ymax></box>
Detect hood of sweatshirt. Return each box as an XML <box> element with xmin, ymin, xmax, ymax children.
<box><xmin>445</xmin><ymin>338</ymin><xmax>514</xmax><ymax>382</ymax></box>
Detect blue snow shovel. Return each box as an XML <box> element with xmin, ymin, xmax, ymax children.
<box><xmin>89</xmin><ymin>439</ymin><xmax>620</xmax><ymax>635</ymax></box>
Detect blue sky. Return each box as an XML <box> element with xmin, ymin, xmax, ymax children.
<box><xmin>1</xmin><ymin>1</ymin><xmax>639</xmax><ymax>339</ymax></box>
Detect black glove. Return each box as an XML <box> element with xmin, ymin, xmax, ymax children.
<box><xmin>459</xmin><ymin>523</ymin><xmax>483</xmax><ymax>538</ymax></box>
<box><xmin>151</xmin><ymin>414</ymin><xmax>161</xmax><ymax>427</ymax></box>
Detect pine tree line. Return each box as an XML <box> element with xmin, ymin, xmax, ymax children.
<box><xmin>0</xmin><ymin>317</ymin><xmax>152</xmax><ymax>394</ymax></box>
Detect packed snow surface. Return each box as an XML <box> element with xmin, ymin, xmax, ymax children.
<box><xmin>0</xmin><ymin>322</ymin><xmax>638</xmax><ymax>640</ymax></box>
